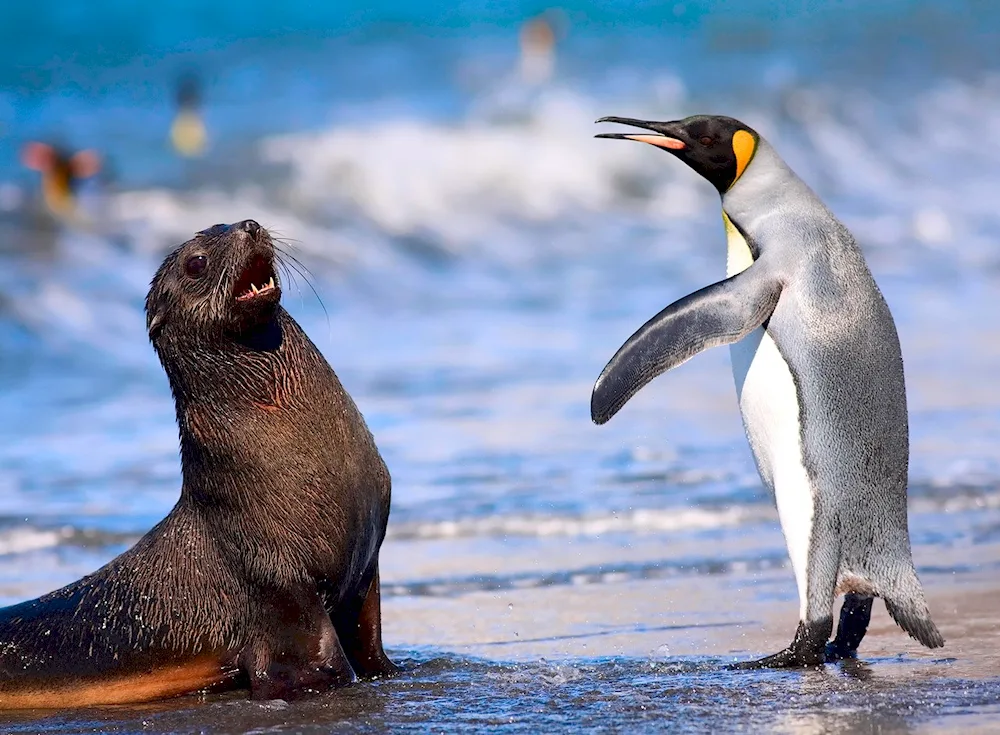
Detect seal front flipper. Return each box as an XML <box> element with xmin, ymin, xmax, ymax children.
<box><xmin>241</xmin><ymin>593</ymin><xmax>357</xmax><ymax>701</ymax></box>
<box><xmin>591</xmin><ymin>263</ymin><xmax>782</xmax><ymax>425</ymax></box>
<box><xmin>331</xmin><ymin>565</ymin><xmax>400</xmax><ymax>680</ymax></box>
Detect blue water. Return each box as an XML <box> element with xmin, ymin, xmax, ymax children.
<box><xmin>1</xmin><ymin>0</ymin><xmax>999</xmax><ymax>731</ymax></box>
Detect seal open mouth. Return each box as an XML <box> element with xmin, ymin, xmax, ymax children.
<box><xmin>234</xmin><ymin>255</ymin><xmax>279</xmax><ymax>303</ymax></box>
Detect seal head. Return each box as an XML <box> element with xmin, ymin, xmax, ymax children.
<box><xmin>146</xmin><ymin>218</ymin><xmax>280</xmax><ymax>341</ymax></box>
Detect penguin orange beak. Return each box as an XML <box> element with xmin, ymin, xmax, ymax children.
<box><xmin>595</xmin><ymin>117</ymin><xmax>687</xmax><ymax>150</ymax></box>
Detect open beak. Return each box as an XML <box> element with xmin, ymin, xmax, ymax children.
<box><xmin>595</xmin><ymin>116</ymin><xmax>687</xmax><ymax>150</ymax></box>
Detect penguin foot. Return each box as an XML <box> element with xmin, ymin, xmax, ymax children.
<box><xmin>825</xmin><ymin>593</ymin><xmax>873</xmax><ymax>661</ymax></box>
<box><xmin>726</xmin><ymin>617</ymin><xmax>832</xmax><ymax>670</ymax></box>
<box><xmin>725</xmin><ymin>647</ymin><xmax>825</xmax><ymax>670</ymax></box>
<box><xmin>824</xmin><ymin>641</ymin><xmax>857</xmax><ymax>661</ymax></box>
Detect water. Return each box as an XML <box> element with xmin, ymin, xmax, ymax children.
<box><xmin>1</xmin><ymin>0</ymin><xmax>1000</xmax><ymax>731</ymax></box>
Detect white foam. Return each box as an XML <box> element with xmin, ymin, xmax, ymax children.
<box><xmin>258</xmin><ymin>87</ymin><xmax>699</xmax><ymax>251</ymax></box>
<box><xmin>78</xmin><ymin>74</ymin><xmax>1000</xmax><ymax>279</ymax></box>
<box><xmin>0</xmin><ymin>527</ymin><xmax>65</xmax><ymax>556</ymax></box>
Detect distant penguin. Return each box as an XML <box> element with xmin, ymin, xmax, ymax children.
<box><xmin>20</xmin><ymin>142</ymin><xmax>101</xmax><ymax>219</ymax></box>
<box><xmin>591</xmin><ymin>114</ymin><xmax>943</xmax><ymax>668</ymax></box>
<box><xmin>170</xmin><ymin>73</ymin><xmax>208</xmax><ymax>158</ymax></box>
<box><xmin>518</xmin><ymin>11</ymin><xmax>565</xmax><ymax>85</ymax></box>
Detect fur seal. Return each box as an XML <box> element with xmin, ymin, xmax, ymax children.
<box><xmin>592</xmin><ymin>115</ymin><xmax>943</xmax><ymax>667</ymax></box>
<box><xmin>0</xmin><ymin>219</ymin><xmax>397</xmax><ymax>708</ymax></box>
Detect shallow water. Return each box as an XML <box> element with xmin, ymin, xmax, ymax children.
<box><xmin>1</xmin><ymin>0</ymin><xmax>1000</xmax><ymax>731</ymax></box>
<box><xmin>2</xmin><ymin>654</ymin><xmax>998</xmax><ymax>734</ymax></box>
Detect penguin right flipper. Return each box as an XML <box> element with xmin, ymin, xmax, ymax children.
<box><xmin>591</xmin><ymin>263</ymin><xmax>782</xmax><ymax>425</ymax></box>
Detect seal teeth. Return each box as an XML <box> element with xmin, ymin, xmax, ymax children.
<box><xmin>251</xmin><ymin>283</ymin><xmax>259</xmax><ymax>294</ymax></box>
<box><xmin>268</xmin><ymin>276</ymin><xmax>275</xmax><ymax>288</ymax></box>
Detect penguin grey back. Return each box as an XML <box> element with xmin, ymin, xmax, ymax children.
<box><xmin>724</xmin><ymin>139</ymin><xmax>939</xmax><ymax>645</ymax></box>
<box><xmin>591</xmin><ymin>115</ymin><xmax>942</xmax><ymax>658</ymax></box>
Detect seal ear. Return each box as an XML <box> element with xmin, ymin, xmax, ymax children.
<box><xmin>147</xmin><ymin>309</ymin><xmax>166</xmax><ymax>341</ymax></box>
<box><xmin>146</xmin><ymin>290</ymin><xmax>171</xmax><ymax>341</ymax></box>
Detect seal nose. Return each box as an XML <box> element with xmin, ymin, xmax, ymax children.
<box><xmin>238</xmin><ymin>219</ymin><xmax>261</xmax><ymax>237</ymax></box>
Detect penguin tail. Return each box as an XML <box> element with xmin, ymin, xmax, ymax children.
<box><xmin>881</xmin><ymin>569</ymin><xmax>945</xmax><ymax>649</ymax></box>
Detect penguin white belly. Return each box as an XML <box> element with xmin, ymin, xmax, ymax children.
<box><xmin>724</xmin><ymin>212</ymin><xmax>815</xmax><ymax>620</ymax></box>
<box><xmin>730</xmin><ymin>330</ymin><xmax>814</xmax><ymax>619</ymax></box>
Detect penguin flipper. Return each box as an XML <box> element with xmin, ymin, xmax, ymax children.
<box><xmin>591</xmin><ymin>264</ymin><xmax>781</xmax><ymax>424</ymax></box>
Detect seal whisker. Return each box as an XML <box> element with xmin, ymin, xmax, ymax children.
<box><xmin>272</xmin><ymin>243</ymin><xmax>330</xmax><ymax>329</ymax></box>
<box><xmin>275</xmin><ymin>258</ymin><xmax>304</xmax><ymax>305</ymax></box>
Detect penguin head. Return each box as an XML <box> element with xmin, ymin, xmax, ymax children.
<box><xmin>596</xmin><ymin>115</ymin><xmax>759</xmax><ymax>194</ymax></box>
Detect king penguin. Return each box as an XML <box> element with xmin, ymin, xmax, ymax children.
<box><xmin>21</xmin><ymin>142</ymin><xmax>101</xmax><ymax>220</ymax></box>
<box><xmin>590</xmin><ymin>114</ymin><xmax>944</xmax><ymax>668</ymax></box>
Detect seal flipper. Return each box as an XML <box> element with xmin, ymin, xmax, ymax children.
<box><xmin>331</xmin><ymin>566</ymin><xmax>400</xmax><ymax>679</ymax></box>
<box><xmin>242</xmin><ymin>593</ymin><xmax>356</xmax><ymax>701</ymax></box>
<box><xmin>727</xmin><ymin>616</ymin><xmax>833</xmax><ymax>670</ymax></box>
<box><xmin>591</xmin><ymin>263</ymin><xmax>782</xmax><ymax>425</ymax></box>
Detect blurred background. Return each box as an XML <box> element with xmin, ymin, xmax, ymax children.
<box><xmin>0</xmin><ymin>0</ymin><xmax>999</xmax><ymax>713</ymax></box>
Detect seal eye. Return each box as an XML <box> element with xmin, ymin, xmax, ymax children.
<box><xmin>699</xmin><ymin>136</ymin><xmax>714</xmax><ymax>146</ymax></box>
<box><xmin>185</xmin><ymin>255</ymin><xmax>208</xmax><ymax>278</ymax></box>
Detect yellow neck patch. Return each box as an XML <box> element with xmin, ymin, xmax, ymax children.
<box><xmin>731</xmin><ymin>130</ymin><xmax>756</xmax><ymax>187</ymax></box>
<box><xmin>723</xmin><ymin>211</ymin><xmax>754</xmax><ymax>277</ymax></box>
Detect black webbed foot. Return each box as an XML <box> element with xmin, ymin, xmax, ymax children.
<box><xmin>825</xmin><ymin>593</ymin><xmax>874</xmax><ymax>662</ymax></box>
<box><xmin>726</xmin><ymin>617</ymin><xmax>832</xmax><ymax>670</ymax></box>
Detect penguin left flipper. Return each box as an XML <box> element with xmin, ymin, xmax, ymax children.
<box><xmin>591</xmin><ymin>262</ymin><xmax>782</xmax><ymax>425</ymax></box>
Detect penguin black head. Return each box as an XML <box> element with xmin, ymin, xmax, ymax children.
<box><xmin>596</xmin><ymin>115</ymin><xmax>759</xmax><ymax>194</ymax></box>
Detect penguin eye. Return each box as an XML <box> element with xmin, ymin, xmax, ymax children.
<box><xmin>185</xmin><ymin>255</ymin><xmax>208</xmax><ymax>278</ymax></box>
<box><xmin>699</xmin><ymin>136</ymin><xmax>714</xmax><ymax>146</ymax></box>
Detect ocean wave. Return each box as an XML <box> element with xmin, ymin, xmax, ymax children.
<box><xmin>76</xmin><ymin>73</ymin><xmax>1000</xmax><ymax>281</ymax></box>
<box><xmin>0</xmin><ymin>523</ymin><xmax>138</xmax><ymax>556</ymax></box>
<box><xmin>389</xmin><ymin>486</ymin><xmax>1000</xmax><ymax>542</ymax></box>
<box><xmin>258</xmin><ymin>86</ymin><xmax>699</xmax><ymax>250</ymax></box>
<box><xmin>0</xmin><ymin>483</ymin><xmax>995</xmax><ymax>560</ymax></box>
<box><xmin>382</xmin><ymin>553</ymin><xmax>790</xmax><ymax>598</ymax></box>
<box><xmin>387</xmin><ymin>505</ymin><xmax>776</xmax><ymax>541</ymax></box>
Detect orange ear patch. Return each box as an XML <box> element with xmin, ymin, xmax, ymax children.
<box><xmin>732</xmin><ymin>130</ymin><xmax>756</xmax><ymax>183</ymax></box>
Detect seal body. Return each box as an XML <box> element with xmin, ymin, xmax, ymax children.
<box><xmin>591</xmin><ymin>115</ymin><xmax>943</xmax><ymax>667</ymax></box>
<box><xmin>0</xmin><ymin>220</ymin><xmax>397</xmax><ymax>708</ymax></box>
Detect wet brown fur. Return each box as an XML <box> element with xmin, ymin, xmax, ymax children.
<box><xmin>0</xmin><ymin>221</ymin><xmax>397</xmax><ymax>709</ymax></box>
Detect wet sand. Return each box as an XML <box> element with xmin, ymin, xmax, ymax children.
<box><xmin>1</xmin><ymin>533</ymin><xmax>996</xmax><ymax>734</ymax></box>
<box><xmin>383</xmin><ymin>563</ymin><xmax>998</xmax><ymax>672</ymax></box>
